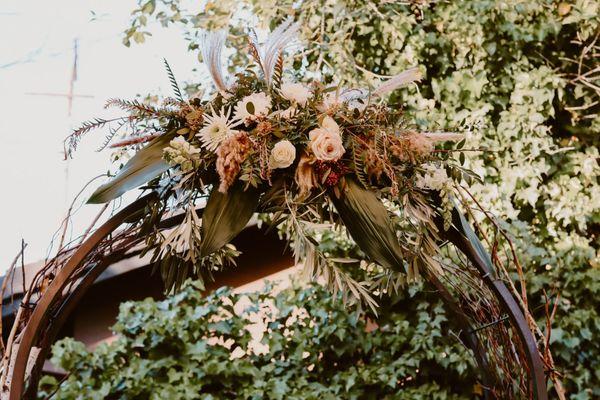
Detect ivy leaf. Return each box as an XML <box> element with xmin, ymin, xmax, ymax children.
<box><xmin>200</xmin><ymin>182</ymin><xmax>261</xmax><ymax>257</ymax></box>
<box><xmin>329</xmin><ymin>176</ymin><xmax>405</xmax><ymax>272</ymax></box>
<box><xmin>88</xmin><ymin>134</ymin><xmax>173</xmax><ymax>204</ymax></box>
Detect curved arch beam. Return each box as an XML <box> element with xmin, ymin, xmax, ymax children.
<box><xmin>9</xmin><ymin>195</ymin><xmax>155</xmax><ymax>400</ymax></box>
<box><xmin>7</xmin><ymin>197</ymin><xmax>547</xmax><ymax>399</ymax></box>
<box><xmin>437</xmin><ymin>207</ymin><xmax>548</xmax><ymax>400</ymax></box>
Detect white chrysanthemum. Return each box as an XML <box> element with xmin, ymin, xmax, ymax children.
<box><xmin>233</xmin><ymin>92</ymin><xmax>272</xmax><ymax>124</ymax></box>
<box><xmin>280</xmin><ymin>81</ymin><xmax>312</xmax><ymax>106</ymax></box>
<box><xmin>198</xmin><ymin>107</ymin><xmax>237</xmax><ymax>151</ymax></box>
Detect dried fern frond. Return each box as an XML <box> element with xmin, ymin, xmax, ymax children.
<box><xmin>247</xmin><ymin>29</ymin><xmax>263</xmax><ymax>72</ymax></box>
<box><xmin>200</xmin><ymin>30</ymin><xmax>229</xmax><ymax>93</ymax></box>
<box><xmin>105</xmin><ymin>98</ymin><xmax>162</xmax><ymax>116</ymax></box>
<box><xmin>163</xmin><ymin>58</ymin><xmax>184</xmax><ymax>102</ymax></box>
<box><xmin>272</xmin><ymin>53</ymin><xmax>284</xmax><ymax>89</ymax></box>
<box><xmin>65</xmin><ymin>117</ymin><xmax>125</xmax><ymax>158</ymax></box>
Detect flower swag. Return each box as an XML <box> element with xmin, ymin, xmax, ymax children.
<box><xmin>68</xmin><ymin>19</ymin><xmax>483</xmax><ymax>306</ymax></box>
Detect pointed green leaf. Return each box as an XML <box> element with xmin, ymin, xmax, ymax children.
<box><xmin>200</xmin><ymin>183</ymin><xmax>261</xmax><ymax>257</ymax></box>
<box><xmin>329</xmin><ymin>176</ymin><xmax>404</xmax><ymax>272</ymax></box>
<box><xmin>88</xmin><ymin>134</ymin><xmax>173</xmax><ymax>204</ymax></box>
<box><xmin>452</xmin><ymin>203</ymin><xmax>494</xmax><ymax>275</ymax></box>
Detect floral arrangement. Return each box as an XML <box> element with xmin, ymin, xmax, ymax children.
<box><xmin>68</xmin><ymin>19</ymin><xmax>472</xmax><ymax>300</ymax></box>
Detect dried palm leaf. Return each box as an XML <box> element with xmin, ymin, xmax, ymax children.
<box><xmin>88</xmin><ymin>133</ymin><xmax>173</xmax><ymax>203</ymax></box>
<box><xmin>200</xmin><ymin>182</ymin><xmax>260</xmax><ymax>257</ymax></box>
<box><xmin>329</xmin><ymin>176</ymin><xmax>405</xmax><ymax>272</ymax></box>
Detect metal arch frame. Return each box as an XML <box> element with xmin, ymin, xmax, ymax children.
<box><xmin>7</xmin><ymin>196</ymin><xmax>548</xmax><ymax>399</ymax></box>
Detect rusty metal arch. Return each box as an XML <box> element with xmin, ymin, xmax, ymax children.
<box><xmin>6</xmin><ymin>195</ymin><xmax>548</xmax><ymax>399</ymax></box>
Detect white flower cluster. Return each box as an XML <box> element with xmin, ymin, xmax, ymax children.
<box><xmin>198</xmin><ymin>82</ymin><xmax>347</xmax><ymax>172</ymax></box>
<box><xmin>415</xmin><ymin>165</ymin><xmax>448</xmax><ymax>190</ymax></box>
<box><xmin>163</xmin><ymin>137</ymin><xmax>202</xmax><ymax>173</ymax></box>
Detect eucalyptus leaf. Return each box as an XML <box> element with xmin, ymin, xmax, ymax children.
<box><xmin>200</xmin><ymin>182</ymin><xmax>261</xmax><ymax>257</ymax></box>
<box><xmin>329</xmin><ymin>176</ymin><xmax>404</xmax><ymax>272</ymax></box>
<box><xmin>88</xmin><ymin>134</ymin><xmax>173</xmax><ymax>204</ymax></box>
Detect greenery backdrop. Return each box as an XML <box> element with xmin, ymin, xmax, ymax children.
<box><xmin>45</xmin><ymin>1</ymin><xmax>599</xmax><ymax>398</ymax></box>
<box><xmin>40</xmin><ymin>283</ymin><xmax>476</xmax><ymax>399</ymax></box>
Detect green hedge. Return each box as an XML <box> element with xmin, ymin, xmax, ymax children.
<box><xmin>40</xmin><ymin>282</ymin><xmax>476</xmax><ymax>399</ymax></box>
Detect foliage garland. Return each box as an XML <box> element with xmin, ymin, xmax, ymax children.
<box><xmin>54</xmin><ymin>19</ymin><xmax>553</xmax><ymax>398</ymax></box>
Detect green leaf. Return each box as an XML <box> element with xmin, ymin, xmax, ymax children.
<box><xmin>329</xmin><ymin>176</ymin><xmax>404</xmax><ymax>272</ymax></box>
<box><xmin>200</xmin><ymin>182</ymin><xmax>261</xmax><ymax>257</ymax></box>
<box><xmin>88</xmin><ymin>134</ymin><xmax>173</xmax><ymax>204</ymax></box>
<box><xmin>452</xmin><ymin>204</ymin><xmax>494</xmax><ymax>275</ymax></box>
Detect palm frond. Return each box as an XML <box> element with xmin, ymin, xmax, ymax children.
<box><xmin>163</xmin><ymin>58</ymin><xmax>184</xmax><ymax>102</ymax></box>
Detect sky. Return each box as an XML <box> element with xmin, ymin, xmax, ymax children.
<box><xmin>0</xmin><ymin>0</ymin><xmax>200</xmax><ymax>272</ymax></box>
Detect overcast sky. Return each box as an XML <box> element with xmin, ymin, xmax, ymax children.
<box><xmin>0</xmin><ymin>0</ymin><xmax>201</xmax><ymax>271</ymax></box>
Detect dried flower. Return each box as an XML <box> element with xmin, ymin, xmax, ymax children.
<box><xmin>317</xmin><ymin>92</ymin><xmax>342</xmax><ymax>113</ymax></box>
<box><xmin>233</xmin><ymin>92</ymin><xmax>271</xmax><ymax>124</ymax></box>
<box><xmin>216</xmin><ymin>132</ymin><xmax>252</xmax><ymax>193</ymax></box>
<box><xmin>256</xmin><ymin>120</ymin><xmax>274</xmax><ymax>136</ymax></box>
<box><xmin>185</xmin><ymin>109</ymin><xmax>204</xmax><ymax>133</ymax></box>
<box><xmin>280</xmin><ymin>81</ymin><xmax>312</xmax><ymax>106</ymax></box>
<box><xmin>314</xmin><ymin>160</ymin><xmax>347</xmax><ymax>187</ymax></box>
<box><xmin>364</xmin><ymin>148</ymin><xmax>384</xmax><ymax>180</ymax></box>
<box><xmin>309</xmin><ymin>117</ymin><xmax>345</xmax><ymax>161</ymax></box>
<box><xmin>198</xmin><ymin>106</ymin><xmax>237</xmax><ymax>151</ymax></box>
<box><xmin>269</xmin><ymin>140</ymin><xmax>296</xmax><ymax>169</ymax></box>
<box><xmin>392</xmin><ymin>131</ymin><xmax>434</xmax><ymax>162</ymax></box>
<box><xmin>295</xmin><ymin>152</ymin><xmax>316</xmax><ymax>196</ymax></box>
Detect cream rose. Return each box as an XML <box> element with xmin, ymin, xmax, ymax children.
<box><xmin>308</xmin><ymin>116</ymin><xmax>345</xmax><ymax>161</ymax></box>
<box><xmin>280</xmin><ymin>82</ymin><xmax>312</xmax><ymax>106</ymax></box>
<box><xmin>270</xmin><ymin>140</ymin><xmax>296</xmax><ymax>169</ymax></box>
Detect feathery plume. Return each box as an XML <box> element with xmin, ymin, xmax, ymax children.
<box><xmin>200</xmin><ymin>30</ymin><xmax>229</xmax><ymax>93</ymax></box>
<box><xmin>256</xmin><ymin>18</ymin><xmax>300</xmax><ymax>87</ymax></box>
<box><xmin>372</xmin><ymin>67</ymin><xmax>422</xmax><ymax>97</ymax></box>
<box><xmin>422</xmin><ymin>132</ymin><xmax>465</xmax><ymax>142</ymax></box>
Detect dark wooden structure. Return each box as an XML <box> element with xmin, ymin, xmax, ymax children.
<box><xmin>2</xmin><ymin>195</ymin><xmax>548</xmax><ymax>399</ymax></box>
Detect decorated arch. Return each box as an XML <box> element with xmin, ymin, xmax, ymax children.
<box><xmin>2</xmin><ymin>21</ymin><xmax>556</xmax><ymax>399</ymax></box>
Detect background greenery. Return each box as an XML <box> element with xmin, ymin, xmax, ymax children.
<box><xmin>45</xmin><ymin>1</ymin><xmax>599</xmax><ymax>398</ymax></box>
<box><xmin>40</xmin><ymin>282</ymin><xmax>476</xmax><ymax>399</ymax></box>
